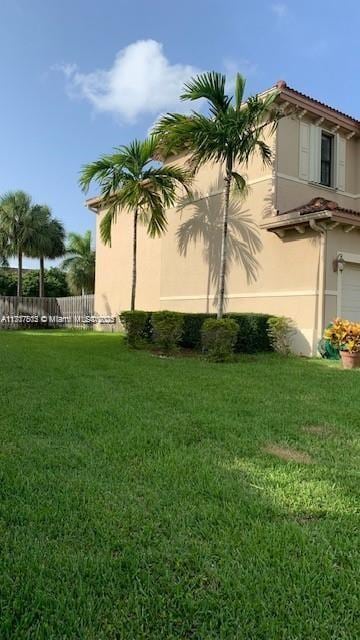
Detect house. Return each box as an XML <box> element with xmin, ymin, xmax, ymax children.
<box><xmin>87</xmin><ymin>80</ymin><xmax>360</xmax><ymax>355</ymax></box>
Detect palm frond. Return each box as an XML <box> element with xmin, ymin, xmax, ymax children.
<box><xmin>181</xmin><ymin>71</ymin><xmax>231</xmax><ymax>116</ymax></box>
<box><xmin>234</xmin><ymin>73</ymin><xmax>246</xmax><ymax>110</ymax></box>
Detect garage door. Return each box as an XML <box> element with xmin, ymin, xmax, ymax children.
<box><xmin>341</xmin><ymin>262</ymin><xmax>360</xmax><ymax>321</ymax></box>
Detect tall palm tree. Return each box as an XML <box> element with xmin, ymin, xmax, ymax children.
<box><xmin>79</xmin><ymin>137</ymin><xmax>191</xmax><ymax>310</ymax></box>
<box><xmin>0</xmin><ymin>191</ymin><xmax>36</xmax><ymax>295</ymax></box>
<box><xmin>62</xmin><ymin>231</ymin><xmax>95</xmax><ymax>295</ymax></box>
<box><xmin>27</xmin><ymin>206</ymin><xmax>66</xmax><ymax>296</ymax></box>
<box><xmin>154</xmin><ymin>72</ymin><xmax>279</xmax><ymax>318</ymax></box>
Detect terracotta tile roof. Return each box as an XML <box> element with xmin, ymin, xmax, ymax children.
<box><xmin>281</xmin><ymin>197</ymin><xmax>360</xmax><ymax>218</ymax></box>
<box><xmin>276</xmin><ymin>80</ymin><xmax>360</xmax><ymax>126</ymax></box>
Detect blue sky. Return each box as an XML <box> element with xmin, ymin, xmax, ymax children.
<box><xmin>1</xmin><ymin>0</ymin><xmax>359</xmax><ymax>265</ymax></box>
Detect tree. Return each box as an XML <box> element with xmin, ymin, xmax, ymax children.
<box><xmin>43</xmin><ymin>267</ymin><xmax>69</xmax><ymax>297</ymax></box>
<box><xmin>27</xmin><ymin>206</ymin><xmax>66</xmax><ymax>296</ymax></box>
<box><xmin>21</xmin><ymin>267</ymin><xmax>69</xmax><ymax>297</ymax></box>
<box><xmin>0</xmin><ymin>191</ymin><xmax>37</xmax><ymax>295</ymax></box>
<box><xmin>62</xmin><ymin>231</ymin><xmax>95</xmax><ymax>295</ymax></box>
<box><xmin>79</xmin><ymin>137</ymin><xmax>191</xmax><ymax>310</ymax></box>
<box><xmin>154</xmin><ymin>72</ymin><xmax>279</xmax><ymax>318</ymax></box>
<box><xmin>0</xmin><ymin>269</ymin><xmax>17</xmax><ymax>295</ymax></box>
<box><xmin>0</xmin><ymin>231</ymin><xmax>10</xmax><ymax>267</ymax></box>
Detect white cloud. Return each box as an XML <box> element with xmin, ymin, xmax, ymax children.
<box><xmin>57</xmin><ymin>40</ymin><xmax>200</xmax><ymax>123</ymax></box>
<box><xmin>271</xmin><ymin>3</ymin><xmax>288</xmax><ymax>18</ymax></box>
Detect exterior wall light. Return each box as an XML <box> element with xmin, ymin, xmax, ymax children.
<box><xmin>337</xmin><ymin>254</ymin><xmax>345</xmax><ymax>271</ymax></box>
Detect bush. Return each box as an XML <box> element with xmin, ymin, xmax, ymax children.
<box><xmin>119</xmin><ymin>310</ymin><xmax>277</xmax><ymax>355</ymax></box>
<box><xmin>228</xmin><ymin>313</ymin><xmax>273</xmax><ymax>353</ymax></box>
<box><xmin>0</xmin><ymin>270</ymin><xmax>17</xmax><ymax>296</ymax></box>
<box><xmin>267</xmin><ymin>316</ymin><xmax>295</xmax><ymax>355</ymax></box>
<box><xmin>151</xmin><ymin>311</ymin><xmax>184</xmax><ymax>353</ymax></box>
<box><xmin>0</xmin><ymin>267</ymin><xmax>70</xmax><ymax>297</ymax></box>
<box><xmin>179</xmin><ymin>312</ymin><xmax>273</xmax><ymax>353</ymax></box>
<box><xmin>180</xmin><ymin>313</ymin><xmax>214</xmax><ymax>349</ymax></box>
<box><xmin>201</xmin><ymin>318</ymin><xmax>239</xmax><ymax>361</ymax></box>
<box><xmin>119</xmin><ymin>310</ymin><xmax>152</xmax><ymax>348</ymax></box>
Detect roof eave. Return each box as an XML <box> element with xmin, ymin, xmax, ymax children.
<box><xmin>262</xmin><ymin>209</ymin><xmax>360</xmax><ymax>237</ymax></box>
<box><xmin>277</xmin><ymin>87</ymin><xmax>359</xmax><ymax>134</ymax></box>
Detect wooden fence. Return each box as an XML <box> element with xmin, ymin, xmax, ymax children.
<box><xmin>0</xmin><ymin>295</ymin><xmax>95</xmax><ymax>329</ymax></box>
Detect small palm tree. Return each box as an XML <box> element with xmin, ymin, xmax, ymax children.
<box><xmin>27</xmin><ymin>206</ymin><xmax>66</xmax><ymax>296</ymax></box>
<box><xmin>154</xmin><ymin>72</ymin><xmax>279</xmax><ymax>318</ymax></box>
<box><xmin>0</xmin><ymin>191</ymin><xmax>36</xmax><ymax>295</ymax></box>
<box><xmin>62</xmin><ymin>231</ymin><xmax>95</xmax><ymax>295</ymax></box>
<box><xmin>79</xmin><ymin>137</ymin><xmax>191</xmax><ymax>310</ymax></box>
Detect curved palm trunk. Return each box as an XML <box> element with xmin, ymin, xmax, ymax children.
<box><xmin>39</xmin><ymin>256</ymin><xmax>45</xmax><ymax>297</ymax></box>
<box><xmin>130</xmin><ymin>210</ymin><xmax>138</xmax><ymax>311</ymax></box>
<box><xmin>17</xmin><ymin>249</ymin><xmax>23</xmax><ymax>297</ymax></box>
<box><xmin>217</xmin><ymin>170</ymin><xmax>232</xmax><ymax>319</ymax></box>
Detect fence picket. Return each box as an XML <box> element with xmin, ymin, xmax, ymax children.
<box><xmin>0</xmin><ymin>295</ymin><xmax>95</xmax><ymax>330</ymax></box>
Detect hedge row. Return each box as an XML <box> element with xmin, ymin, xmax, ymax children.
<box><xmin>120</xmin><ymin>311</ymin><xmax>274</xmax><ymax>353</ymax></box>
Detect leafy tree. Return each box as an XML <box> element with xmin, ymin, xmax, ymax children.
<box><xmin>44</xmin><ymin>267</ymin><xmax>69</xmax><ymax>297</ymax></box>
<box><xmin>154</xmin><ymin>72</ymin><xmax>279</xmax><ymax>318</ymax></box>
<box><xmin>62</xmin><ymin>231</ymin><xmax>95</xmax><ymax>295</ymax></box>
<box><xmin>22</xmin><ymin>268</ymin><xmax>69</xmax><ymax>297</ymax></box>
<box><xmin>79</xmin><ymin>137</ymin><xmax>191</xmax><ymax>310</ymax></box>
<box><xmin>0</xmin><ymin>269</ymin><xmax>17</xmax><ymax>295</ymax></box>
<box><xmin>0</xmin><ymin>191</ymin><xmax>37</xmax><ymax>295</ymax></box>
<box><xmin>0</xmin><ymin>267</ymin><xmax>70</xmax><ymax>297</ymax></box>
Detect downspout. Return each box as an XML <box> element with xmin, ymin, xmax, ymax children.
<box><xmin>309</xmin><ymin>219</ymin><xmax>327</xmax><ymax>347</ymax></box>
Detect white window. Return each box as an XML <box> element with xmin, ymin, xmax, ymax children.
<box><xmin>299</xmin><ymin>122</ymin><xmax>346</xmax><ymax>191</ymax></box>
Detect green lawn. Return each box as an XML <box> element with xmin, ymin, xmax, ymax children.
<box><xmin>0</xmin><ymin>332</ymin><xmax>359</xmax><ymax>639</ymax></box>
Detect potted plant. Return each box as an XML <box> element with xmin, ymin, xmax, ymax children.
<box><xmin>324</xmin><ymin>318</ymin><xmax>360</xmax><ymax>369</ymax></box>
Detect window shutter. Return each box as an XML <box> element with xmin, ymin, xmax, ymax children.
<box><xmin>299</xmin><ymin>122</ymin><xmax>310</xmax><ymax>180</ymax></box>
<box><xmin>336</xmin><ymin>134</ymin><xmax>346</xmax><ymax>191</ymax></box>
<box><xmin>309</xmin><ymin>125</ymin><xmax>321</xmax><ymax>182</ymax></box>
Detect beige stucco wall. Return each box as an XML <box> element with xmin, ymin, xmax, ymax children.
<box><xmin>93</xmin><ymin>125</ymin><xmax>323</xmax><ymax>354</ymax></box>
<box><xmin>92</xmin><ymin>114</ymin><xmax>360</xmax><ymax>354</ymax></box>
<box><xmin>94</xmin><ymin>208</ymin><xmax>162</xmax><ymax>322</ymax></box>
<box><xmin>324</xmin><ymin>226</ymin><xmax>360</xmax><ymax>325</ymax></box>
<box><xmin>276</xmin><ymin>115</ymin><xmax>360</xmax><ymax>213</ymax></box>
<box><xmin>275</xmin><ymin>114</ymin><xmax>360</xmax><ymax>345</ymax></box>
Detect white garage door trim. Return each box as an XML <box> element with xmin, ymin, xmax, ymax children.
<box><xmin>337</xmin><ymin>251</ymin><xmax>360</xmax><ymax>318</ymax></box>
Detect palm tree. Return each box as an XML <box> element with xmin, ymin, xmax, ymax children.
<box><xmin>27</xmin><ymin>206</ymin><xmax>66</xmax><ymax>296</ymax></box>
<box><xmin>62</xmin><ymin>231</ymin><xmax>95</xmax><ymax>295</ymax></box>
<box><xmin>79</xmin><ymin>137</ymin><xmax>191</xmax><ymax>310</ymax></box>
<box><xmin>0</xmin><ymin>191</ymin><xmax>36</xmax><ymax>295</ymax></box>
<box><xmin>154</xmin><ymin>72</ymin><xmax>279</xmax><ymax>318</ymax></box>
<box><xmin>0</xmin><ymin>233</ymin><xmax>10</xmax><ymax>267</ymax></box>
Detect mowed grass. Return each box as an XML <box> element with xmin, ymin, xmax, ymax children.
<box><xmin>0</xmin><ymin>332</ymin><xmax>359</xmax><ymax>639</ymax></box>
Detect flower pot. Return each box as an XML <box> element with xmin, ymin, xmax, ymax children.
<box><xmin>340</xmin><ymin>350</ymin><xmax>360</xmax><ymax>369</ymax></box>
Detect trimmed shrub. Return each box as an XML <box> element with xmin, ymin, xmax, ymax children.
<box><xmin>119</xmin><ymin>310</ymin><xmax>152</xmax><ymax>348</ymax></box>
<box><xmin>119</xmin><ymin>311</ymin><xmax>276</xmax><ymax>354</ymax></box>
<box><xmin>178</xmin><ymin>312</ymin><xmax>273</xmax><ymax>353</ymax></box>
<box><xmin>201</xmin><ymin>317</ymin><xmax>239</xmax><ymax>361</ymax></box>
<box><xmin>180</xmin><ymin>313</ymin><xmax>214</xmax><ymax>349</ymax></box>
<box><xmin>151</xmin><ymin>311</ymin><xmax>184</xmax><ymax>353</ymax></box>
<box><xmin>267</xmin><ymin>316</ymin><xmax>296</xmax><ymax>355</ymax></box>
<box><xmin>228</xmin><ymin>313</ymin><xmax>273</xmax><ymax>353</ymax></box>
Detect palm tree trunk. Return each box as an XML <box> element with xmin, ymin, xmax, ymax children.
<box><xmin>17</xmin><ymin>249</ymin><xmax>23</xmax><ymax>296</ymax></box>
<box><xmin>130</xmin><ymin>209</ymin><xmax>138</xmax><ymax>311</ymax></box>
<box><xmin>217</xmin><ymin>171</ymin><xmax>232</xmax><ymax>319</ymax></box>
<box><xmin>39</xmin><ymin>256</ymin><xmax>45</xmax><ymax>297</ymax></box>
